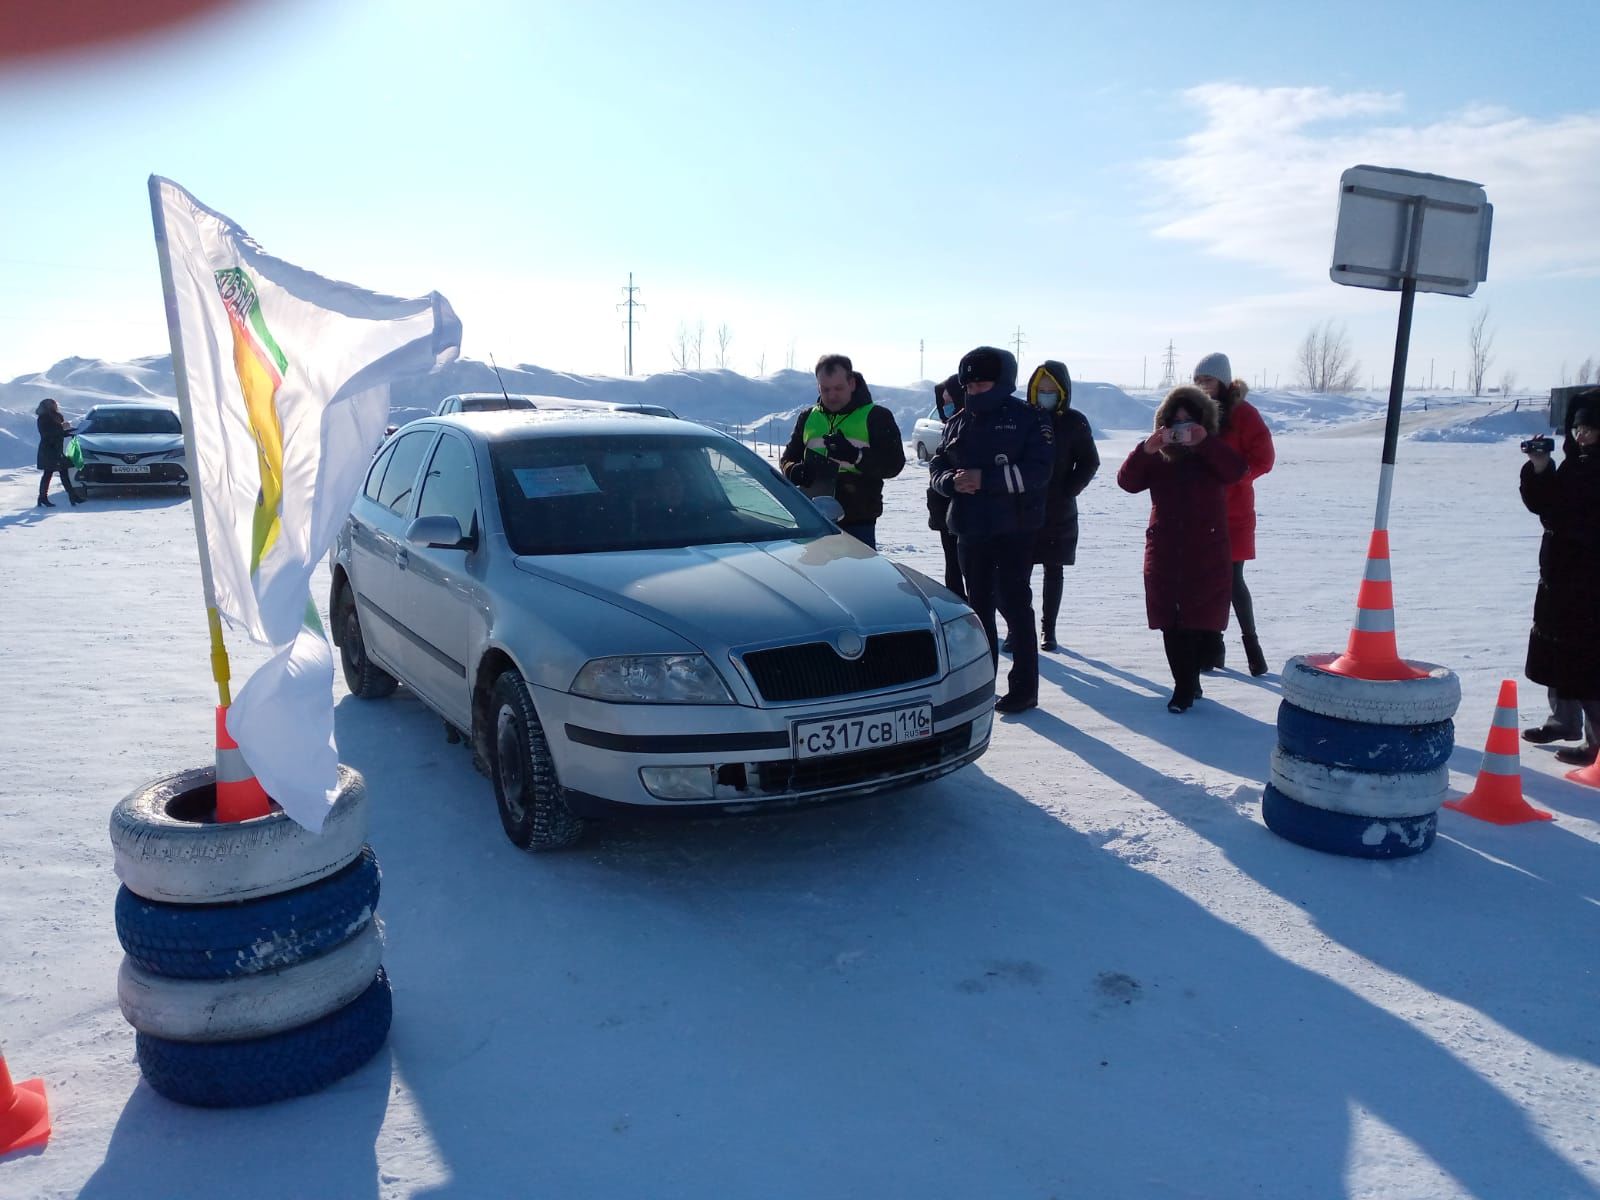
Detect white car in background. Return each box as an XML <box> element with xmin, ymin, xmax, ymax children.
<box><xmin>912</xmin><ymin>402</ymin><xmax>946</xmax><ymax>461</ymax></box>
<box><xmin>69</xmin><ymin>402</ymin><xmax>189</xmax><ymax>495</ymax></box>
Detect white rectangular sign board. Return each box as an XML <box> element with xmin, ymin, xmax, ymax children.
<box><xmin>1330</xmin><ymin>165</ymin><xmax>1492</xmax><ymax>297</ymax></box>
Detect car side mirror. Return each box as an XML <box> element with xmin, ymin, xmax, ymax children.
<box><xmin>406</xmin><ymin>515</ymin><xmax>475</xmax><ymax>551</ymax></box>
<box><xmin>811</xmin><ymin>495</ymin><xmax>845</xmax><ymax>524</ymax></box>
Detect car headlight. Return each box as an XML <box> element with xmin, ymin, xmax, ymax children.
<box><xmin>942</xmin><ymin>612</ymin><xmax>990</xmax><ymax>669</ymax></box>
<box><xmin>571</xmin><ymin>654</ymin><xmax>733</xmax><ymax>704</ymax></box>
<box><xmin>163</xmin><ymin>449</ymin><xmax>187</xmax><ymax>461</ymax></box>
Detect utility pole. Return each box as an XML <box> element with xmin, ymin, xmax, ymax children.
<box><xmin>1012</xmin><ymin>326</ymin><xmax>1026</xmax><ymax>362</ymax></box>
<box><xmin>1158</xmin><ymin>340</ymin><xmax>1178</xmax><ymax>389</ymax></box>
<box><xmin>919</xmin><ymin>339</ymin><xmax>924</xmax><ymax>380</ymax></box>
<box><xmin>1142</xmin><ymin>356</ymin><xmax>1147</xmax><ymax>389</ymax></box>
<box><xmin>617</xmin><ymin>272</ymin><xmax>644</xmax><ymax>376</ymax></box>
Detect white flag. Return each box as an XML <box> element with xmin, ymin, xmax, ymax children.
<box><xmin>152</xmin><ymin>176</ymin><xmax>461</xmax><ymax>829</ymax></box>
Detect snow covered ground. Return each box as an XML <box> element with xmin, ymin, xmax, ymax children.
<box><xmin>2</xmin><ymin>424</ymin><xmax>1598</xmax><ymax>1199</ymax></box>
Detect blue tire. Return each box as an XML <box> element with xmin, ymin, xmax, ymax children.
<box><xmin>1261</xmin><ymin>784</ymin><xmax>1437</xmax><ymax>859</ymax></box>
<box><xmin>115</xmin><ymin>845</ymin><xmax>380</xmax><ymax>980</ymax></box>
<box><xmin>1277</xmin><ymin>702</ymin><xmax>1453</xmax><ymax>774</ymax></box>
<box><xmin>134</xmin><ymin>968</ymin><xmax>392</xmax><ymax>1108</ymax></box>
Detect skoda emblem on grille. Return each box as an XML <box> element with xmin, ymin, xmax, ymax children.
<box><xmin>835</xmin><ymin>630</ymin><xmax>865</xmax><ymax>660</ymax></box>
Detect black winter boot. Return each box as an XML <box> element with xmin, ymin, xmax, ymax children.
<box><xmin>1243</xmin><ymin>634</ymin><xmax>1269</xmax><ymax>677</ymax></box>
<box><xmin>1200</xmin><ymin>631</ymin><xmax>1225</xmax><ymax>672</ymax></box>
<box><xmin>1163</xmin><ymin>631</ymin><xmax>1196</xmax><ymax>712</ymax></box>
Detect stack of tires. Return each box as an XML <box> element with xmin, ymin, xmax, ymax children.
<box><xmin>1265</xmin><ymin>654</ymin><xmax>1461</xmax><ymax>859</ymax></box>
<box><xmin>108</xmin><ymin>765</ymin><xmax>391</xmax><ymax>1107</ymax></box>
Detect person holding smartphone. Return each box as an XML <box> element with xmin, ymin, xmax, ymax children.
<box><xmin>1520</xmin><ymin>389</ymin><xmax>1600</xmax><ymax>764</ymax></box>
<box><xmin>1116</xmin><ymin>385</ymin><xmax>1246</xmax><ymax>713</ymax></box>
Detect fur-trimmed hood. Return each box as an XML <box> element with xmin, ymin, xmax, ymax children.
<box><xmin>1154</xmin><ymin>384</ymin><xmax>1219</xmax><ymax>435</ymax></box>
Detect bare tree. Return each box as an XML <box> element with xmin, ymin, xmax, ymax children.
<box><xmin>786</xmin><ymin>339</ymin><xmax>797</xmax><ymax>370</ymax></box>
<box><xmin>1294</xmin><ymin>320</ymin><xmax>1361</xmax><ymax>393</ymax></box>
<box><xmin>670</xmin><ymin>322</ymin><xmax>691</xmax><ymax>371</ymax></box>
<box><xmin>756</xmin><ymin>350</ymin><xmax>767</xmax><ymax>377</ymax></box>
<box><xmin>1498</xmin><ymin>368</ymin><xmax>1517</xmax><ymax>398</ymax></box>
<box><xmin>1578</xmin><ymin>357</ymin><xmax>1597</xmax><ymax>386</ymax></box>
<box><xmin>1467</xmin><ymin>308</ymin><xmax>1495</xmax><ymax>397</ymax></box>
<box><xmin>693</xmin><ymin>320</ymin><xmax>705</xmax><ymax>370</ymax></box>
<box><xmin>716</xmin><ymin>322</ymin><xmax>733</xmax><ymax>368</ymax></box>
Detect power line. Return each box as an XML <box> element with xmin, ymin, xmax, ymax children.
<box><xmin>617</xmin><ymin>272</ymin><xmax>644</xmax><ymax>376</ymax></box>
<box><xmin>1158</xmin><ymin>339</ymin><xmax>1178</xmax><ymax>389</ymax></box>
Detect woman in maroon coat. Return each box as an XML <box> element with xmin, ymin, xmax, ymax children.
<box><xmin>1193</xmin><ymin>352</ymin><xmax>1274</xmax><ymax>675</ymax></box>
<box><xmin>1118</xmin><ymin>385</ymin><xmax>1246</xmax><ymax>712</ymax></box>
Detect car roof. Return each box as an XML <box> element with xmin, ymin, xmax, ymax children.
<box><xmin>419</xmin><ymin>411</ymin><xmax>711</xmax><ymax>443</ymax></box>
<box><xmin>84</xmin><ymin>401</ymin><xmax>178</xmax><ymax>412</ymax></box>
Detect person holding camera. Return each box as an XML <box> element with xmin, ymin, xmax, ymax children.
<box><xmin>1117</xmin><ymin>385</ymin><xmax>1246</xmax><ymax>713</ymax></box>
<box><xmin>929</xmin><ymin>346</ymin><xmax>1054</xmax><ymax>714</ymax></box>
<box><xmin>1520</xmin><ymin>389</ymin><xmax>1600</xmax><ymax>764</ymax></box>
<box><xmin>780</xmin><ymin>353</ymin><xmax>906</xmax><ymax>549</ymax></box>
<box><xmin>925</xmin><ymin>375</ymin><xmax>967</xmax><ymax>598</ymax></box>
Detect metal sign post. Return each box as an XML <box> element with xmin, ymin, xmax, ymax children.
<box><xmin>1319</xmin><ymin>166</ymin><xmax>1492</xmax><ymax>681</ymax></box>
<box><xmin>1330</xmin><ymin>166</ymin><xmax>1493</xmax><ymax>531</ymax></box>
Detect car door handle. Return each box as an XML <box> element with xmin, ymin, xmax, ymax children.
<box><xmin>395</xmin><ymin>547</ymin><xmax>410</xmax><ymax>570</ymax></box>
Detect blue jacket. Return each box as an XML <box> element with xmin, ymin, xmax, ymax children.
<box><xmin>928</xmin><ymin>388</ymin><xmax>1055</xmax><ymax>537</ymax></box>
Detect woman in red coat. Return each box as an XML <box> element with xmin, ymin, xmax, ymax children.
<box><xmin>1193</xmin><ymin>352</ymin><xmax>1274</xmax><ymax>676</ymax></box>
<box><xmin>1118</xmin><ymin>385</ymin><xmax>1246</xmax><ymax>712</ymax></box>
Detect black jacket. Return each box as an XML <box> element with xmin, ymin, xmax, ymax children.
<box><xmin>36</xmin><ymin>410</ymin><xmax>71</xmax><ymax>471</ymax></box>
<box><xmin>1522</xmin><ymin>445</ymin><xmax>1600</xmax><ymax>696</ymax></box>
<box><xmin>779</xmin><ymin>378</ymin><xmax>906</xmax><ymax>525</ymax></box>
<box><xmin>928</xmin><ymin>388</ymin><xmax>1054</xmax><ymax>538</ymax></box>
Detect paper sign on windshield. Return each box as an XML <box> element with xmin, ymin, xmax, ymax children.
<box><xmin>513</xmin><ymin>464</ymin><xmax>600</xmax><ymax>498</ymax></box>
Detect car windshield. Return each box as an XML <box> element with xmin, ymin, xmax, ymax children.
<box><xmin>80</xmin><ymin>409</ymin><xmax>182</xmax><ymax>435</ymax></box>
<box><xmin>491</xmin><ymin>431</ymin><xmax>832</xmax><ymax>554</ymax></box>
<box><xmin>460</xmin><ymin>395</ymin><xmax>534</xmax><ymax>412</ymax></box>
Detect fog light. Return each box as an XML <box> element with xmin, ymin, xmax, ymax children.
<box><xmin>640</xmin><ymin>766</ymin><xmax>716</xmax><ymax>800</ymax></box>
<box><xmin>969</xmin><ymin>710</ymin><xmax>993</xmax><ymax>749</ymax></box>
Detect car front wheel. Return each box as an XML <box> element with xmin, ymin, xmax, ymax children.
<box><xmin>915</xmin><ymin>441</ymin><xmax>930</xmax><ymax>462</ymax></box>
<box><xmin>336</xmin><ymin>585</ymin><xmax>397</xmax><ymax>700</ymax></box>
<box><xmin>490</xmin><ymin>671</ymin><xmax>585</xmax><ymax>851</ymax></box>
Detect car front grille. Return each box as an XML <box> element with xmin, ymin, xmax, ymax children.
<box><xmin>741</xmin><ymin>630</ymin><xmax>940</xmax><ymax>703</ymax></box>
<box><xmin>77</xmin><ymin>461</ymin><xmax>187</xmax><ymax>484</ymax></box>
<box><xmin>754</xmin><ymin>722</ymin><xmax>972</xmax><ymax>794</ymax></box>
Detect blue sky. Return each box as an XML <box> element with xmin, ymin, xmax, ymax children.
<box><xmin>2</xmin><ymin>0</ymin><xmax>1597</xmax><ymax>391</ymax></box>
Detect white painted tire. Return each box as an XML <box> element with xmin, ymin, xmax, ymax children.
<box><xmin>1269</xmin><ymin>747</ymin><xmax>1447</xmax><ymax>818</ymax></box>
<box><xmin>110</xmin><ymin>765</ymin><xmax>368</xmax><ymax>905</ymax></box>
<box><xmin>118</xmin><ymin>921</ymin><xmax>384</xmax><ymax>1043</ymax></box>
<box><xmin>1280</xmin><ymin>653</ymin><xmax>1461</xmax><ymax>727</ymax></box>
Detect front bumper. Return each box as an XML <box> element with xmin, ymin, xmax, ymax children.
<box><xmin>74</xmin><ymin>461</ymin><xmax>188</xmax><ymax>487</ymax></box>
<box><xmin>536</xmin><ymin>658</ymin><xmax>996</xmax><ymax>817</ymax></box>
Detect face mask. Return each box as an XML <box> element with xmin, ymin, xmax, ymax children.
<box><xmin>1036</xmin><ymin>390</ymin><xmax>1059</xmax><ymax>411</ymax></box>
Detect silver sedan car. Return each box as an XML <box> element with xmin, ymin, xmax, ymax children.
<box><xmin>330</xmin><ymin>412</ymin><xmax>996</xmax><ymax>850</ymax></box>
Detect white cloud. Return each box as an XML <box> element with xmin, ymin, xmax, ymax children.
<box><xmin>1147</xmin><ymin>84</ymin><xmax>1600</xmax><ymax>283</ymax></box>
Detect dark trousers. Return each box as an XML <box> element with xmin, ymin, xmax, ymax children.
<box><xmin>1040</xmin><ymin>564</ymin><xmax>1063</xmax><ymax>636</ymax></box>
<box><xmin>38</xmin><ymin>464</ymin><xmax>73</xmax><ymax>503</ymax></box>
<box><xmin>939</xmin><ymin>530</ymin><xmax>965</xmax><ymax>598</ymax></box>
<box><xmin>1231</xmin><ymin>562</ymin><xmax>1258</xmax><ymax>638</ymax></box>
<box><xmin>839</xmin><ymin>521</ymin><xmax>876</xmax><ymax>549</ymax></box>
<box><xmin>958</xmin><ymin>532</ymin><xmax>1037</xmax><ymax>701</ymax></box>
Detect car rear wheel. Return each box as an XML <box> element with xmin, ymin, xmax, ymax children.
<box><xmin>490</xmin><ymin>670</ymin><xmax>585</xmax><ymax>851</ymax></box>
<box><xmin>915</xmin><ymin>441</ymin><xmax>930</xmax><ymax>462</ymax></box>
<box><xmin>336</xmin><ymin>585</ymin><xmax>397</xmax><ymax>700</ymax></box>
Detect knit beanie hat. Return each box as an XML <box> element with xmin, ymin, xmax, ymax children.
<box><xmin>1193</xmin><ymin>352</ymin><xmax>1232</xmax><ymax>384</ymax></box>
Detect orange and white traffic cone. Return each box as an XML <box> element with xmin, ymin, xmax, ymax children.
<box><xmin>215</xmin><ymin>705</ymin><xmax>271</xmax><ymax>823</ymax></box>
<box><xmin>0</xmin><ymin>1053</ymin><xmax>50</xmax><ymax>1156</ymax></box>
<box><xmin>1323</xmin><ymin>529</ymin><xmax>1429</xmax><ymax>681</ymax></box>
<box><xmin>1565</xmin><ymin>755</ymin><xmax>1600</xmax><ymax>789</ymax></box>
<box><xmin>1443</xmin><ymin>680</ymin><xmax>1552</xmax><ymax>824</ymax></box>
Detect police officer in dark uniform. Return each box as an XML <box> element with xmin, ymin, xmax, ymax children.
<box><xmin>929</xmin><ymin>346</ymin><xmax>1055</xmax><ymax>713</ymax></box>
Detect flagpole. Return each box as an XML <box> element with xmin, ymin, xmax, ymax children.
<box><xmin>148</xmin><ymin>176</ymin><xmax>233</xmax><ymax>707</ymax></box>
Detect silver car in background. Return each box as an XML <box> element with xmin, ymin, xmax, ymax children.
<box><xmin>330</xmin><ymin>412</ymin><xmax>995</xmax><ymax>851</ymax></box>
<box><xmin>69</xmin><ymin>402</ymin><xmax>189</xmax><ymax>494</ymax></box>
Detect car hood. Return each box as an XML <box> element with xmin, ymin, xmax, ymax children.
<box><xmin>512</xmin><ymin>534</ymin><xmax>934</xmax><ymax>652</ymax></box>
<box><xmin>77</xmin><ymin>432</ymin><xmax>184</xmax><ymax>455</ymax></box>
